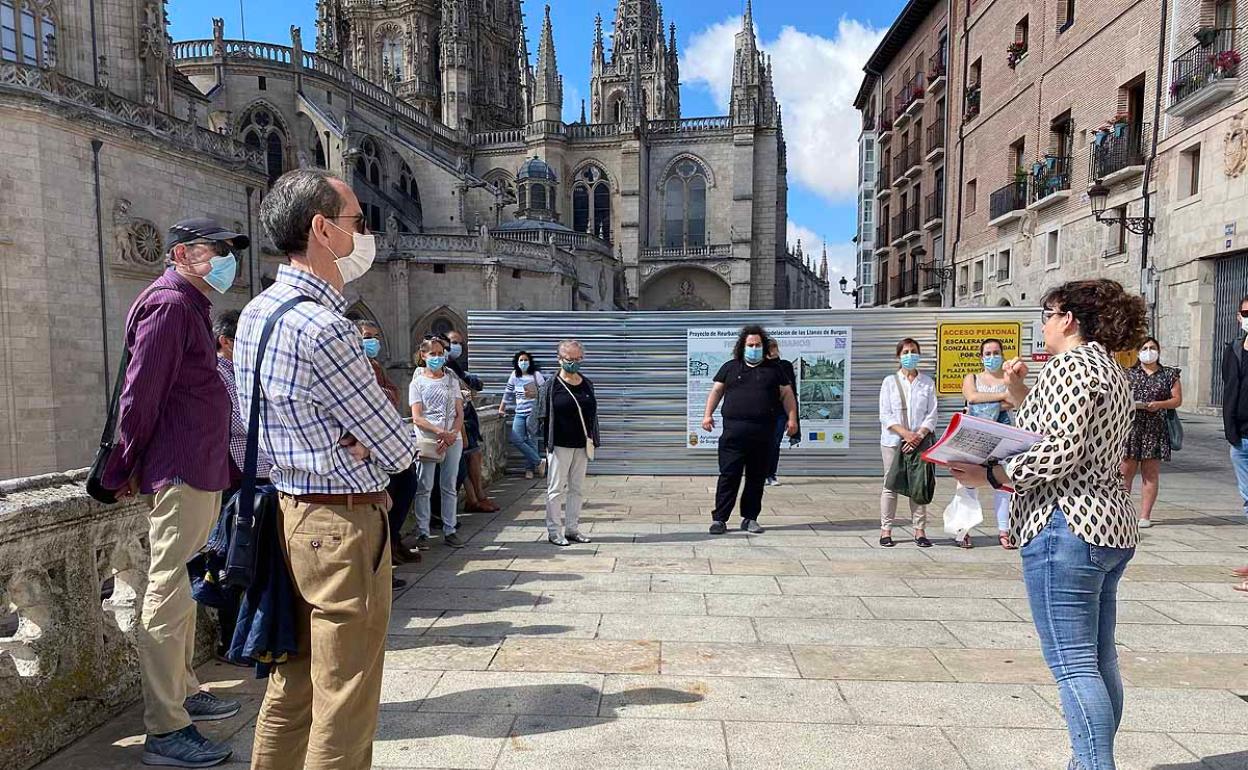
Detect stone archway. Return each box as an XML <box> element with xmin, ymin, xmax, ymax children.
<box><xmin>639</xmin><ymin>266</ymin><xmax>731</xmax><ymax>311</ymax></box>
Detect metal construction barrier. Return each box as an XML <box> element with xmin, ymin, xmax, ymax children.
<box><xmin>467</xmin><ymin>308</ymin><xmax>1040</xmax><ymax>476</ymax></box>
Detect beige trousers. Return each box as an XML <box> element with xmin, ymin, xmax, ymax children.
<box><xmin>880</xmin><ymin>445</ymin><xmax>929</xmax><ymax>530</ymax></box>
<box><xmin>251</xmin><ymin>495</ymin><xmax>392</xmax><ymax>770</ymax></box>
<box><xmin>137</xmin><ymin>484</ymin><xmax>221</xmax><ymax>734</ymax></box>
<box><xmin>545</xmin><ymin>445</ymin><xmax>589</xmax><ymax>538</ymax></box>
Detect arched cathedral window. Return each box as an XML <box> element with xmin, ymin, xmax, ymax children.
<box><xmin>1</xmin><ymin>0</ymin><xmax>57</xmax><ymax>68</ymax></box>
<box><xmin>381</xmin><ymin>35</ymin><xmax>403</xmax><ymax>81</ymax></box>
<box><xmin>240</xmin><ymin>106</ymin><xmax>288</xmax><ymax>186</ymax></box>
<box><xmin>397</xmin><ymin>161</ymin><xmax>423</xmax><ymax>230</ymax></box>
<box><xmin>355</xmin><ymin>137</ymin><xmax>382</xmax><ymax>187</ymax></box>
<box><xmin>662</xmin><ymin>159</ymin><xmax>707</xmax><ymax>249</ymax></box>
<box><xmin>572</xmin><ymin>166</ymin><xmax>611</xmax><ymax>242</ymax></box>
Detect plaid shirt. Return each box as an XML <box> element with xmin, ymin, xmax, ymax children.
<box><xmin>216</xmin><ymin>354</ymin><xmax>273</xmax><ymax>480</ymax></box>
<box><xmin>234</xmin><ymin>265</ymin><xmax>414</xmax><ymax>494</ymax></box>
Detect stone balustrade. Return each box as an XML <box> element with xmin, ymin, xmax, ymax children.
<box><xmin>639</xmin><ymin>243</ymin><xmax>733</xmax><ymax>260</ymax></box>
<box><xmin>0</xmin><ymin>413</ymin><xmax>508</xmax><ymax>770</ymax></box>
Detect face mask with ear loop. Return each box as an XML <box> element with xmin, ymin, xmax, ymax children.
<box><xmin>326</xmin><ymin>219</ymin><xmax>377</xmax><ymax>284</ymax></box>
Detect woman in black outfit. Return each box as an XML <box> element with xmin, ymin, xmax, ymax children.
<box><xmin>765</xmin><ymin>338</ymin><xmax>800</xmax><ymax>486</ymax></box>
<box><xmin>701</xmin><ymin>325</ymin><xmax>799</xmax><ymax>535</ymax></box>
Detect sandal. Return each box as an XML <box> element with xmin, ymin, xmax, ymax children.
<box><xmin>957</xmin><ymin>536</ymin><xmax>974</xmax><ymax>549</ymax></box>
<box><xmin>999</xmin><ymin>532</ymin><xmax>1015</xmax><ymax>550</ymax></box>
<box><xmin>1233</xmin><ymin>566</ymin><xmax>1248</xmax><ymax>579</ymax></box>
<box><xmin>915</xmin><ymin>536</ymin><xmax>933</xmax><ymax>548</ymax></box>
<box><xmin>1235</xmin><ymin>579</ymin><xmax>1248</xmax><ymax>593</ymax></box>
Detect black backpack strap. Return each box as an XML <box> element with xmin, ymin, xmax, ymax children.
<box><xmin>97</xmin><ymin>285</ymin><xmax>181</xmax><ymax>448</ymax></box>
<box><xmin>236</xmin><ymin>295</ymin><xmax>314</xmax><ymax>525</ymax></box>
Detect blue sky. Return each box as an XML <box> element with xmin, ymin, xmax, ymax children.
<box><xmin>169</xmin><ymin>1</ymin><xmax>904</xmax><ymax>305</ymax></box>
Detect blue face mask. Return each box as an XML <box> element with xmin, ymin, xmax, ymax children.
<box><xmin>561</xmin><ymin>360</ymin><xmax>581</xmax><ymax>374</ymax></box>
<box><xmin>202</xmin><ymin>254</ymin><xmax>237</xmax><ymax>295</ymax></box>
<box><xmin>983</xmin><ymin>354</ymin><xmax>1004</xmax><ymax>371</ymax></box>
<box><xmin>361</xmin><ymin>338</ymin><xmax>381</xmax><ymax>359</ymax></box>
<box><xmin>744</xmin><ymin>346</ymin><xmax>764</xmax><ymax>364</ymax></box>
<box><xmin>426</xmin><ymin>355</ymin><xmax>446</xmax><ymax>371</ymax></box>
<box><xmin>518</xmin><ymin>359</ymin><xmax>530</xmax><ymax>372</ymax></box>
<box><xmin>449</xmin><ymin>343</ymin><xmax>463</xmax><ymax>360</ymax></box>
<box><xmin>900</xmin><ymin>352</ymin><xmax>920</xmax><ymax>370</ymax></box>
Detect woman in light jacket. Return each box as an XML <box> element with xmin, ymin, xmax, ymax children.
<box><xmin>535</xmin><ymin>339</ymin><xmax>602</xmax><ymax>546</ymax></box>
<box><xmin>950</xmin><ymin>279</ymin><xmax>1148</xmax><ymax>770</ymax></box>
<box><xmin>878</xmin><ymin>337</ymin><xmax>938</xmax><ymax>547</ymax></box>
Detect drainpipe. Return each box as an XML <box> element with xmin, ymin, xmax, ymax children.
<box><xmin>89</xmin><ymin>0</ymin><xmax>99</xmax><ymax>85</ymax></box>
<box><xmin>91</xmin><ymin>139</ymin><xmax>110</xmax><ymax>399</ymax></box>
<box><xmin>951</xmin><ymin>0</ymin><xmax>973</xmax><ymax>309</ymax></box>
<box><xmin>1140</xmin><ymin>0</ymin><xmax>1170</xmax><ymax>332</ymax></box>
<box><xmin>245</xmin><ymin>185</ymin><xmax>256</xmax><ymax>298</ymax></box>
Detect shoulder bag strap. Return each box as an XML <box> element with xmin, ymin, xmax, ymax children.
<box><xmin>97</xmin><ymin>285</ymin><xmax>180</xmax><ymax>448</ymax></box>
<box><xmin>558</xmin><ymin>376</ymin><xmax>592</xmax><ymax>445</ymax></box>
<box><xmin>237</xmin><ymin>295</ymin><xmax>314</xmax><ymax>524</ymax></box>
<box><xmin>895</xmin><ymin>372</ymin><xmax>910</xmax><ymax>427</ymax></box>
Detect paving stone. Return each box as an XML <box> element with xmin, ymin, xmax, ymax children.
<box><xmin>865</xmin><ymin>597</ymin><xmax>1021</xmax><ymax>622</ymax></box>
<box><xmin>1119</xmin><ymin>652</ymin><xmax>1248</xmax><ymax>690</ymax></box>
<box><xmin>791</xmin><ymin>645</ymin><xmax>953</xmax><ymax>682</ymax></box>
<box><xmin>695</xmin><ymin>544</ymin><xmax>830</xmax><ymax>560</ymax></box>
<box><xmin>1148</xmin><ymin>600</ymin><xmax>1248</xmax><ymax>625</ymax></box>
<box><xmin>384</xmin><ymin>636</ymin><xmax>504</xmax><ymax>672</ymax></box>
<box><xmin>614</xmin><ymin>556</ymin><xmax>711</xmax><ymax>574</ymax></box>
<box><xmin>426</xmin><ymin>610</ymin><xmax>601</xmax><ymax>639</ymax></box>
<box><xmin>598</xmin><ymin>613</ymin><xmax>756</xmax><ymax>643</ymax></box>
<box><xmin>755</xmin><ymin>618</ymin><xmax>962</xmax><ymax>648</ymax></box>
<box><xmin>509</xmin><ymin>556</ymin><xmax>617</xmax><ymax>573</ymax></box>
<box><xmin>708</xmin><ymin>558</ymin><xmax>809</xmax><ymax>575</ymax></box>
<box><xmin>491</xmin><ymin>638</ymin><xmax>661</xmax><ymax>675</ymax></box>
<box><xmin>996</xmin><ymin>597</ymin><xmax>1179</xmax><ymax>625</ymax></box>
<box><xmin>1167</xmin><ymin>733</ymin><xmax>1248</xmax><ymax>770</ymax></box>
<box><xmin>1115</xmin><ymin>623</ymin><xmax>1248</xmax><ymax>654</ymax></box>
<box><xmin>651</xmin><ymin>573</ymin><xmax>782</xmax><ymax>594</ymax></box>
<box><xmin>419</xmin><ymin>671</ymin><xmax>603</xmax><ymax>716</ymax></box>
<box><xmin>954</xmin><ymin>728</ymin><xmax>1198</xmax><ymax>769</ymax></box>
<box><xmin>533</xmin><ymin>590</ymin><xmax>707</xmax><ymax>616</ymax></box>
<box><xmin>394</xmin><ymin>588</ymin><xmax>540</xmax><ymax>613</ymax></box>
<box><xmin>931</xmin><ymin>648</ymin><xmax>1055</xmax><ymax>684</ymax></box>
<box><xmin>509</xmin><ymin>572</ymin><xmax>651</xmax><ymax>593</ymax></box>
<box><xmin>704</xmin><ymin>594</ymin><xmax>872</xmax><ymax>619</ymax></box>
<box><xmin>600</xmin><ymin>674</ymin><xmax>856</xmax><ymax>723</ymax></box>
<box><xmin>839</xmin><ymin>681</ymin><xmax>1061</xmax><ymax>729</ymax></box>
<box><xmin>378</xmin><ymin>670</ymin><xmax>446</xmax><ymax>710</ymax></box>
<box><xmin>904</xmin><ymin>578</ymin><xmax>1029</xmax><ymax>599</ymax></box>
<box><xmin>1035</xmin><ymin>686</ymin><xmax>1248</xmax><ymax>733</ymax></box>
<box><xmin>410</xmin><ymin>568</ymin><xmax>522</xmax><ymax>590</ymax></box>
<box><xmin>941</xmin><ymin>620</ymin><xmax>1042</xmax><ymax>649</ymax></box>
<box><xmin>497</xmin><ymin>716</ymin><xmax>729</xmax><ymax>770</ymax></box>
<box><xmin>660</xmin><ymin>642</ymin><xmax>800</xmax><ymax>678</ymax></box>
<box><xmin>723</xmin><ymin>723</ymin><xmax>970</xmax><ymax>769</ymax></box>
<box><xmin>372</xmin><ymin>711</ymin><xmax>513</xmax><ymax>768</ymax></box>
<box><xmin>1117</xmin><ymin>580</ymin><xmax>1230</xmax><ymax>601</ymax></box>
<box><xmin>777</xmin><ymin>575</ymin><xmax>918</xmax><ymax>597</ymax></box>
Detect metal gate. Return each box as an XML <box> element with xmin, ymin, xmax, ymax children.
<box><xmin>468</xmin><ymin>308</ymin><xmax>1038</xmax><ymax>476</ymax></box>
<box><xmin>1212</xmin><ymin>251</ymin><xmax>1248</xmax><ymax>406</ymax></box>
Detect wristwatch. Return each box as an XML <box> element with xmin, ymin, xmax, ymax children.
<box><xmin>983</xmin><ymin>459</ymin><xmax>1006</xmax><ymax>491</ymax></box>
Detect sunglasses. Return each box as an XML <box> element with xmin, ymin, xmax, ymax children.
<box><xmin>1239</xmin><ymin>310</ymin><xmax>1248</xmax><ymax>319</ymax></box>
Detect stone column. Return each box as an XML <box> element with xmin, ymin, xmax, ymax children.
<box><xmin>389</xmin><ymin>259</ymin><xmax>411</xmax><ymax>366</ymax></box>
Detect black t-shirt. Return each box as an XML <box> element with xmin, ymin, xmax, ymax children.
<box><xmin>551</xmin><ymin>378</ymin><xmax>597</xmax><ymax>448</ymax></box>
<box><xmin>714</xmin><ymin>359</ymin><xmax>787</xmax><ymax>424</ymax></box>
<box><xmin>1237</xmin><ymin>352</ymin><xmax>1248</xmax><ymax>434</ymax></box>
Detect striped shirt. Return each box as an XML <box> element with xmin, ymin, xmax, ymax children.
<box><xmin>101</xmin><ymin>270</ymin><xmax>231</xmax><ymax>494</ymax></box>
<box><xmin>502</xmin><ymin>372</ymin><xmax>545</xmax><ymax>417</ymax></box>
<box><xmin>234</xmin><ymin>265</ymin><xmax>414</xmax><ymax>495</ymax></box>
<box><xmin>216</xmin><ymin>354</ymin><xmax>273</xmax><ymax>480</ymax></box>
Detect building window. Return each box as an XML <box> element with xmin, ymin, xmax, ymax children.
<box><xmin>957</xmin><ymin>264</ymin><xmax>969</xmax><ymax>297</ymax></box>
<box><xmin>1109</xmin><ymin>207</ymin><xmax>1128</xmax><ymax>256</ymax></box>
<box><xmin>662</xmin><ymin>158</ymin><xmax>708</xmax><ymax>248</ymax></box>
<box><xmin>1046</xmin><ymin>230</ymin><xmax>1061</xmax><ymax>268</ymax></box>
<box><xmin>1009</xmin><ymin>16</ymin><xmax>1029</xmax><ymax>67</ymax></box>
<box><xmin>997</xmin><ymin>249</ymin><xmax>1011</xmax><ymax>282</ymax></box>
<box><xmin>1</xmin><ymin>0</ymin><xmax>57</xmax><ymax>68</ymax></box>
<box><xmin>381</xmin><ymin>35</ymin><xmax>403</xmax><ymax>81</ymax></box>
<box><xmin>1059</xmin><ymin>0</ymin><xmax>1075</xmax><ymax>32</ymax></box>
<box><xmin>966</xmin><ymin>178</ymin><xmax>977</xmax><ymax>215</ymax></box>
<box><xmin>973</xmin><ymin>260</ymin><xmax>985</xmax><ymax>294</ymax></box>
<box><xmin>355</xmin><ymin>137</ymin><xmax>382</xmax><ymax>187</ymax></box>
<box><xmin>1181</xmin><ymin>145</ymin><xmax>1201</xmax><ymax>198</ymax></box>
<box><xmin>572</xmin><ymin>165</ymin><xmax>611</xmax><ymax>241</ymax></box>
<box><xmin>240</xmin><ymin>106</ymin><xmax>288</xmax><ymax>186</ymax></box>
<box><xmin>396</xmin><ymin>162</ymin><xmax>423</xmax><ymax>230</ymax></box>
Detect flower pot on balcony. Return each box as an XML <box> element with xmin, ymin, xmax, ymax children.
<box><xmin>1113</xmin><ymin>122</ymin><xmax>1126</xmax><ymax>138</ymax></box>
<box><xmin>1195</xmin><ymin>27</ymin><xmax>1219</xmax><ymax>47</ymax></box>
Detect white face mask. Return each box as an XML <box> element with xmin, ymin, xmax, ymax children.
<box><xmin>1240</xmin><ymin>316</ymin><xmax>1248</xmax><ymax>334</ymax></box>
<box><xmin>327</xmin><ymin>221</ymin><xmax>377</xmax><ymax>285</ymax></box>
<box><xmin>1138</xmin><ymin>349</ymin><xmax>1159</xmax><ymax>365</ymax></box>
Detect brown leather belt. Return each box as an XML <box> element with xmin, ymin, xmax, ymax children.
<box><xmin>282</xmin><ymin>492</ymin><xmax>388</xmax><ymax>507</ymax></box>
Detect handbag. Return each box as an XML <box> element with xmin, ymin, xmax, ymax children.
<box><xmin>1165</xmin><ymin>408</ymin><xmax>1183</xmax><ymax>451</ymax></box>
<box><xmin>883</xmin><ymin>373</ymin><xmax>936</xmax><ymax>504</ymax></box>
<box><xmin>557</xmin><ymin>375</ymin><xmax>596</xmax><ymax>461</ymax></box>
<box><xmin>86</xmin><ymin>285</ymin><xmax>178</xmax><ymax>504</ymax></box>
<box><xmin>415</xmin><ymin>371</ymin><xmax>457</xmax><ymax>463</ymax></box>
<box><xmin>222</xmin><ymin>295</ymin><xmax>313</xmax><ymax>589</ymax></box>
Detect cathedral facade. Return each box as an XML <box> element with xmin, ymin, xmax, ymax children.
<box><xmin>0</xmin><ymin>0</ymin><xmax>828</xmax><ymax>479</ymax></box>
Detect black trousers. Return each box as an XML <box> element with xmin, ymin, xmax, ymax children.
<box><xmin>386</xmin><ymin>464</ymin><xmax>419</xmax><ymax>543</ymax></box>
<box><xmin>713</xmin><ymin>421</ymin><xmax>773</xmax><ymax>522</ymax></box>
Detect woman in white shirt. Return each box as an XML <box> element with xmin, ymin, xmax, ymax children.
<box><xmin>878</xmin><ymin>337</ymin><xmax>939</xmax><ymax>547</ymax></box>
<box><xmin>410</xmin><ymin>337</ymin><xmax>466</xmax><ymax>549</ymax></box>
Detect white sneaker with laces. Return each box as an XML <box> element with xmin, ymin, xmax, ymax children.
<box><xmin>1137</xmin><ymin>518</ymin><xmax>1153</xmax><ymax>528</ymax></box>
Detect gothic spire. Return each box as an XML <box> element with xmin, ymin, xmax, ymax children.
<box><xmin>532</xmin><ymin>5</ymin><xmax>563</xmax><ymax>122</ymax></box>
<box><xmin>820</xmin><ymin>243</ymin><xmax>829</xmax><ymax>280</ymax></box>
<box><xmin>592</xmin><ymin>13</ymin><xmax>605</xmax><ymax>69</ymax></box>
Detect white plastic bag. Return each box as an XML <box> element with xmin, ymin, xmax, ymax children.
<box><xmin>942</xmin><ymin>485</ymin><xmax>984</xmax><ymax>539</ymax></box>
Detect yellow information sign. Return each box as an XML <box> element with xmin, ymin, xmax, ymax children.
<box><xmin>936</xmin><ymin>322</ymin><xmax>1023</xmax><ymax>394</ymax></box>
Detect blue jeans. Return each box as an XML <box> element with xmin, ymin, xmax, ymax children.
<box><xmin>414</xmin><ymin>438</ymin><xmax>463</xmax><ymax>536</ymax></box>
<box><xmin>1022</xmin><ymin>508</ymin><xmax>1134</xmax><ymax>770</ymax></box>
<box><xmin>510</xmin><ymin>413</ymin><xmax>542</xmax><ymax>471</ymax></box>
<box><xmin>767</xmin><ymin>413</ymin><xmax>787</xmax><ymax>480</ymax></box>
<box><xmin>1230</xmin><ymin>439</ymin><xmax>1248</xmax><ymax>514</ymax></box>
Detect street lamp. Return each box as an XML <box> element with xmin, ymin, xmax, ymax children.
<box><xmin>1088</xmin><ymin>179</ymin><xmax>1154</xmax><ymax>236</ymax></box>
<box><xmin>838</xmin><ymin>276</ymin><xmax>860</xmax><ymax>307</ymax></box>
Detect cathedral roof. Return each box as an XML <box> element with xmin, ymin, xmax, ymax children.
<box><xmin>517</xmin><ymin>155</ymin><xmax>558</xmax><ymax>182</ymax></box>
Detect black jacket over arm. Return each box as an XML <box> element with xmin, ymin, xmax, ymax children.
<box><xmin>1224</xmin><ymin>339</ymin><xmax>1245</xmax><ymax>445</ymax></box>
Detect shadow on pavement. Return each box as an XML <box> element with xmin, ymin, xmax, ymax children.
<box><xmin>1153</xmin><ymin>750</ymin><xmax>1248</xmax><ymax>770</ymax></box>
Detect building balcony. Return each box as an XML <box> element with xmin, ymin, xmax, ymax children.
<box><xmin>639</xmin><ymin>243</ymin><xmax>732</xmax><ymax>260</ymax></box>
<box><xmin>904</xmin><ymin>140</ymin><xmax>924</xmax><ymax>178</ymax></box>
<box><xmin>923</xmin><ymin>190</ymin><xmax>944</xmax><ymax>230</ymax></box>
<box><xmin>1168</xmin><ymin>29</ymin><xmax>1240</xmax><ymax>118</ymax></box>
<box><xmin>925</xmin><ymin>122</ymin><xmax>945</xmax><ymax>162</ymax></box>
<box><xmin>964</xmin><ymin>86</ymin><xmax>982</xmax><ymax>121</ymax></box>
<box><xmin>893</xmin><ymin>205</ymin><xmax>920</xmax><ymax>244</ymax></box>
<box><xmin>988</xmin><ymin>179</ymin><xmax>1028</xmax><ymax>226</ymax></box>
<box><xmin>874</xmin><ymin>224</ymin><xmax>891</xmax><ymax>254</ymax></box>
<box><xmin>927</xmin><ymin>51</ymin><xmax>947</xmax><ymax>94</ymax></box>
<box><xmin>878</xmin><ymin>110</ymin><xmax>895</xmax><ymax>143</ymax></box>
<box><xmin>875</xmin><ymin>277</ymin><xmax>891</xmax><ymax>305</ymax></box>
<box><xmin>890</xmin><ymin>214</ymin><xmax>906</xmax><ymax>246</ymax></box>
<box><xmin>1090</xmin><ymin>122</ymin><xmax>1149</xmax><ymax>185</ymax></box>
<box><xmin>1026</xmin><ymin>155</ymin><xmax>1073</xmax><ymax>210</ymax></box>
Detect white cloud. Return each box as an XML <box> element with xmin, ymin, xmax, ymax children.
<box><xmin>786</xmin><ymin>220</ymin><xmax>857</xmax><ymax>309</ymax></box>
<box><xmin>682</xmin><ymin>17</ymin><xmax>883</xmax><ymax>204</ymax></box>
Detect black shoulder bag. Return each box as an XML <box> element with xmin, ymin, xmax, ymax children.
<box><xmin>222</xmin><ymin>295</ymin><xmax>313</xmax><ymax>589</ymax></box>
<box><xmin>86</xmin><ymin>285</ymin><xmax>177</xmax><ymax>504</ymax></box>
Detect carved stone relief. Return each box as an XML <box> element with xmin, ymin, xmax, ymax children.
<box><xmin>1226</xmin><ymin>114</ymin><xmax>1247</xmax><ymax>178</ymax></box>
<box><xmin>112</xmin><ymin>199</ymin><xmax>164</xmax><ymax>268</ymax></box>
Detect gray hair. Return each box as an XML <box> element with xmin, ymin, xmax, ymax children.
<box><xmin>355</xmin><ymin>319</ymin><xmax>381</xmax><ymax>334</ymax></box>
<box><xmin>259</xmin><ymin>169</ymin><xmax>344</xmax><ymax>255</ymax></box>
<box><xmin>557</xmin><ymin>339</ymin><xmax>583</xmax><ymax>357</ymax></box>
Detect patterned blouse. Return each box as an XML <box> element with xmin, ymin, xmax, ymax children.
<box><xmin>1004</xmin><ymin>342</ymin><xmax>1140</xmax><ymax>548</ymax></box>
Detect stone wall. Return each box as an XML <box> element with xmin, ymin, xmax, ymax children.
<box><xmin>0</xmin><ymin>411</ymin><xmax>507</xmax><ymax>770</ymax></box>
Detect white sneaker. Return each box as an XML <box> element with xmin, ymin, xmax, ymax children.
<box><xmin>537</xmin><ymin>459</ymin><xmax>548</xmax><ymax>478</ymax></box>
<box><xmin>524</xmin><ymin>470</ymin><xmax>534</xmax><ymax>479</ymax></box>
<box><xmin>768</xmin><ymin>477</ymin><xmax>781</xmax><ymax>487</ymax></box>
<box><xmin>1137</xmin><ymin>518</ymin><xmax>1153</xmax><ymax>528</ymax></box>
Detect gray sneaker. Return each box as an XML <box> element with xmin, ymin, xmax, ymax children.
<box><xmin>183</xmin><ymin>691</ymin><xmax>240</xmax><ymax>722</ymax></box>
<box><xmin>142</xmin><ymin>725</ymin><xmax>232</xmax><ymax>767</ymax></box>
<box><xmin>549</xmin><ymin>534</ymin><xmax>570</xmax><ymax>546</ymax></box>
<box><xmin>443</xmin><ymin>532</ymin><xmax>465</xmax><ymax>548</ymax></box>
<box><xmin>566</xmin><ymin>532</ymin><xmax>592</xmax><ymax>544</ymax></box>
<box><xmin>741</xmin><ymin>519</ymin><xmax>765</xmax><ymax>534</ymax></box>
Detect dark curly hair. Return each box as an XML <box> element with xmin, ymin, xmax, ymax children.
<box><xmin>732</xmin><ymin>324</ymin><xmax>773</xmax><ymax>362</ymax></box>
<box><xmin>511</xmin><ymin>350</ymin><xmax>542</xmax><ymax>377</ymax></box>
<box><xmin>1042</xmin><ymin>280</ymin><xmax>1148</xmax><ymax>352</ymax></box>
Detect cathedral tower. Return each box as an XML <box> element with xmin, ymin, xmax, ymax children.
<box><xmin>588</xmin><ymin>0</ymin><xmax>680</xmax><ymax>125</ymax></box>
<box><xmin>730</xmin><ymin>1</ymin><xmax>778</xmax><ymax>128</ymax></box>
<box><xmin>531</xmin><ymin>5</ymin><xmax>563</xmax><ymax>123</ymax></box>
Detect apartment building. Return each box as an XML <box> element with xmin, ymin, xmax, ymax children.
<box><xmin>854</xmin><ymin>0</ymin><xmax>952</xmax><ymax>308</ymax></box>
<box><xmin>853</xmin><ymin>83</ymin><xmax>880</xmax><ymax>306</ymax></box>
<box><xmin>1150</xmin><ymin>0</ymin><xmax>1248</xmax><ymax>410</ymax></box>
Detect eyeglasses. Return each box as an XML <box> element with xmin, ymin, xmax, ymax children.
<box><xmin>329</xmin><ymin>214</ymin><xmax>367</xmax><ymax>234</ymax></box>
<box><xmin>1239</xmin><ymin>310</ymin><xmax>1248</xmax><ymax>319</ymax></box>
<box><xmin>1041</xmin><ymin>308</ymin><xmax>1067</xmax><ymax>324</ymax></box>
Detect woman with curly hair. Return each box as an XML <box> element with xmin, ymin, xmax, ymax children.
<box><xmin>950</xmin><ymin>279</ymin><xmax>1148</xmax><ymax>770</ymax></box>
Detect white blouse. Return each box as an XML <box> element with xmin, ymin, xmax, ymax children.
<box><xmin>878</xmin><ymin>371</ymin><xmax>939</xmax><ymax>447</ymax></box>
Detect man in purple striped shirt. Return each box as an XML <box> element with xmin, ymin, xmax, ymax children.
<box><xmin>102</xmin><ymin>218</ymin><xmax>248</xmax><ymax>768</ymax></box>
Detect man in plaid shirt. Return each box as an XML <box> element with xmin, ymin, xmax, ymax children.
<box><xmin>235</xmin><ymin>169</ymin><xmax>414</xmax><ymax>769</ymax></box>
